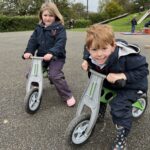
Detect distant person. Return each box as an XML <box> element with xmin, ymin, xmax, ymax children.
<box><xmin>23</xmin><ymin>2</ymin><xmax>76</xmax><ymax>107</ymax></box>
<box><xmin>69</xmin><ymin>18</ymin><xmax>74</xmax><ymax>29</ymax></box>
<box><xmin>144</xmin><ymin>21</ymin><xmax>150</xmax><ymax>27</ymax></box>
<box><xmin>131</xmin><ymin>16</ymin><xmax>137</xmax><ymax>33</ymax></box>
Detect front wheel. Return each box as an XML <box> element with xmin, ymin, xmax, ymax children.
<box><xmin>65</xmin><ymin>114</ymin><xmax>93</xmax><ymax>147</ymax></box>
<box><xmin>132</xmin><ymin>94</ymin><xmax>147</xmax><ymax>119</ymax></box>
<box><xmin>24</xmin><ymin>87</ymin><xmax>42</xmax><ymax>114</ymax></box>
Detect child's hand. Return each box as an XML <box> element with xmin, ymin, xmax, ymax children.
<box><xmin>43</xmin><ymin>53</ymin><xmax>53</xmax><ymax>61</ymax></box>
<box><xmin>81</xmin><ymin>60</ymin><xmax>89</xmax><ymax>71</ymax></box>
<box><xmin>24</xmin><ymin>53</ymin><xmax>32</xmax><ymax>59</ymax></box>
<box><xmin>106</xmin><ymin>73</ymin><xmax>127</xmax><ymax>84</ymax></box>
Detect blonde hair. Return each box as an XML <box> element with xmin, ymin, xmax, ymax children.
<box><xmin>86</xmin><ymin>24</ymin><xmax>115</xmax><ymax>49</ymax></box>
<box><xmin>39</xmin><ymin>2</ymin><xmax>64</xmax><ymax>25</ymax></box>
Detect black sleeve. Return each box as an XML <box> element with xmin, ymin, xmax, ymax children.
<box><xmin>124</xmin><ymin>55</ymin><xmax>149</xmax><ymax>83</ymax></box>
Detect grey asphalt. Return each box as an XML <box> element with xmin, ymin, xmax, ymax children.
<box><xmin>0</xmin><ymin>31</ymin><xmax>150</xmax><ymax>150</ymax></box>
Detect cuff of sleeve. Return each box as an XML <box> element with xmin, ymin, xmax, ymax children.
<box><xmin>48</xmin><ymin>51</ymin><xmax>55</xmax><ymax>56</ymax></box>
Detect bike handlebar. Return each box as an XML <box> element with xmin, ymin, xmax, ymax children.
<box><xmin>22</xmin><ymin>55</ymin><xmax>57</xmax><ymax>60</ymax></box>
<box><xmin>114</xmin><ymin>79</ymin><xmax>126</xmax><ymax>88</ymax></box>
<box><xmin>22</xmin><ymin>55</ymin><xmax>43</xmax><ymax>59</ymax></box>
<box><xmin>89</xmin><ymin>69</ymin><xmax>106</xmax><ymax>78</ymax></box>
<box><xmin>89</xmin><ymin>69</ymin><xmax>126</xmax><ymax>88</ymax></box>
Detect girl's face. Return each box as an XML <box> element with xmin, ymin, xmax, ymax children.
<box><xmin>42</xmin><ymin>10</ymin><xmax>55</xmax><ymax>27</ymax></box>
<box><xmin>89</xmin><ymin>43</ymin><xmax>116</xmax><ymax>65</ymax></box>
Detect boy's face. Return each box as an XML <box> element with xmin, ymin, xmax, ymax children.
<box><xmin>42</xmin><ymin>10</ymin><xmax>55</xmax><ymax>27</ymax></box>
<box><xmin>88</xmin><ymin>43</ymin><xmax>116</xmax><ymax>65</ymax></box>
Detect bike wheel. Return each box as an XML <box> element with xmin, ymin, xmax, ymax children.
<box><xmin>132</xmin><ymin>94</ymin><xmax>147</xmax><ymax>119</ymax></box>
<box><xmin>24</xmin><ymin>87</ymin><xmax>42</xmax><ymax>114</ymax></box>
<box><xmin>65</xmin><ymin>114</ymin><xmax>93</xmax><ymax>146</ymax></box>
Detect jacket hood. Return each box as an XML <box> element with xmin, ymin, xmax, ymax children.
<box><xmin>116</xmin><ymin>41</ymin><xmax>140</xmax><ymax>58</ymax></box>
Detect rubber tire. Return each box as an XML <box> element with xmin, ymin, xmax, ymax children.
<box><xmin>132</xmin><ymin>94</ymin><xmax>147</xmax><ymax>119</ymax></box>
<box><xmin>65</xmin><ymin>114</ymin><xmax>94</xmax><ymax>147</ymax></box>
<box><xmin>24</xmin><ymin>87</ymin><xmax>42</xmax><ymax>114</ymax></box>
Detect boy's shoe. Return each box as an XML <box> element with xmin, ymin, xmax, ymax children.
<box><xmin>112</xmin><ymin>125</ymin><xmax>127</xmax><ymax>150</ymax></box>
<box><xmin>66</xmin><ymin>96</ymin><xmax>76</xmax><ymax>107</ymax></box>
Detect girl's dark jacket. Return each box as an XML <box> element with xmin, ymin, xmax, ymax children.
<box><xmin>83</xmin><ymin>41</ymin><xmax>149</xmax><ymax>92</ymax></box>
<box><xmin>24</xmin><ymin>22</ymin><xmax>66</xmax><ymax>59</ymax></box>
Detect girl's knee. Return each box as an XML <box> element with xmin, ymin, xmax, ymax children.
<box><xmin>49</xmin><ymin>72</ymin><xmax>64</xmax><ymax>81</ymax></box>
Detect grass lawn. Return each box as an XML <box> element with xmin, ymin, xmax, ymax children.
<box><xmin>69</xmin><ymin>11</ymin><xmax>150</xmax><ymax>32</ymax></box>
<box><xmin>109</xmin><ymin>11</ymin><xmax>149</xmax><ymax>32</ymax></box>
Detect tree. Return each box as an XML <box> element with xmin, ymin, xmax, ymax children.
<box><xmin>44</xmin><ymin>0</ymin><xmax>72</xmax><ymax>20</ymax></box>
<box><xmin>0</xmin><ymin>0</ymin><xmax>44</xmax><ymax>15</ymax></box>
<box><xmin>129</xmin><ymin>0</ymin><xmax>150</xmax><ymax>12</ymax></box>
<box><xmin>0</xmin><ymin>0</ymin><xmax>19</xmax><ymax>15</ymax></box>
<box><xmin>0</xmin><ymin>0</ymin><xmax>72</xmax><ymax>16</ymax></box>
<box><xmin>104</xmin><ymin>0</ymin><xmax>124</xmax><ymax>18</ymax></box>
<box><xmin>114</xmin><ymin>0</ymin><xmax>136</xmax><ymax>13</ymax></box>
<box><xmin>71</xmin><ymin>3</ymin><xmax>86</xmax><ymax>19</ymax></box>
<box><xmin>98</xmin><ymin>0</ymin><xmax>110</xmax><ymax>13</ymax></box>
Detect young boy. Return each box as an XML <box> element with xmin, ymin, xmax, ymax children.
<box><xmin>81</xmin><ymin>24</ymin><xmax>149</xmax><ymax>149</ymax></box>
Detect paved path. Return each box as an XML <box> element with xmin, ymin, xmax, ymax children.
<box><xmin>0</xmin><ymin>31</ymin><xmax>150</xmax><ymax>150</ymax></box>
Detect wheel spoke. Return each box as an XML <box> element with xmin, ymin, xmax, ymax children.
<box><xmin>72</xmin><ymin>120</ymin><xmax>89</xmax><ymax>144</ymax></box>
<box><xmin>76</xmin><ymin>132</ymin><xmax>83</xmax><ymax>140</ymax></box>
<box><xmin>29</xmin><ymin>91</ymin><xmax>39</xmax><ymax>110</ymax></box>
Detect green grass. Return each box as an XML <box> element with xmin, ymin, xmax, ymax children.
<box><xmin>109</xmin><ymin>11</ymin><xmax>149</xmax><ymax>32</ymax></box>
<box><xmin>69</xmin><ymin>11</ymin><xmax>150</xmax><ymax>32</ymax></box>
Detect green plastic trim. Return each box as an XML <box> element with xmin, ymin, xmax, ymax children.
<box><xmin>33</xmin><ymin>63</ymin><xmax>38</xmax><ymax>76</ymax></box>
<box><xmin>90</xmin><ymin>82</ymin><xmax>97</xmax><ymax>97</ymax></box>
<box><xmin>100</xmin><ymin>87</ymin><xmax>116</xmax><ymax>103</ymax></box>
<box><xmin>132</xmin><ymin>100</ymin><xmax>144</xmax><ymax>110</ymax></box>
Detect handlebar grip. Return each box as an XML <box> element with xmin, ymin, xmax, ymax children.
<box><xmin>114</xmin><ymin>79</ymin><xmax>126</xmax><ymax>88</ymax></box>
<box><xmin>22</xmin><ymin>54</ymin><xmax>32</xmax><ymax>59</ymax></box>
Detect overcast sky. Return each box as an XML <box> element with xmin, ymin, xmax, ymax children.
<box><xmin>72</xmin><ymin>0</ymin><xmax>99</xmax><ymax>12</ymax></box>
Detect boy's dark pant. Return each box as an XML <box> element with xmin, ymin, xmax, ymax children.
<box><xmin>47</xmin><ymin>59</ymin><xmax>72</xmax><ymax>101</ymax></box>
<box><xmin>110</xmin><ymin>89</ymin><xmax>140</xmax><ymax>135</ymax></box>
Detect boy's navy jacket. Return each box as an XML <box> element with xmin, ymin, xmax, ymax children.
<box><xmin>84</xmin><ymin>40</ymin><xmax>149</xmax><ymax>92</ymax></box>
<box><xmin>25</xmin><ymin>22</ymin><xmax>66</xmax><ymax>59</ymax></box>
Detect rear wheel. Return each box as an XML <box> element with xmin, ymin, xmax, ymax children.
<box><xmin>132</xmin><ymin>94</ymin><xmax>147</xmax><ymax>118</ymax></box>
<box><xmin>24</xmin><ymin>87</ymin><xmax>42</xmax><ymax>114</ymax></box>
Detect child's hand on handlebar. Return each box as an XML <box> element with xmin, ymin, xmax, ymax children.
<box><xmin>43</xmin><ymin>53</ymin><xmax>53</xmax><ymax>61</ymax></box>
<box><xmin>81</xmin><ymin>60</ymin><xmax>89</xmax><ymax>71</ymax></box>
<box><xmin>24</xmin><ymin>53</ymin><xmax>32</xmax><ymax>59</ymax></box>
<box><xmin>106</xmin><ymin>73</ymin><xmax>127</xmax><ymax>84</ymax></box>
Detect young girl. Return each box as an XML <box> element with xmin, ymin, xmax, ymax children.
<box><xmin>23</xmin><ymin>2</ymin><xmax>76</xmax><ymax>107</ymax></box>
